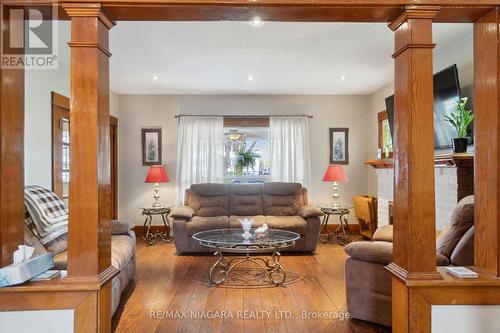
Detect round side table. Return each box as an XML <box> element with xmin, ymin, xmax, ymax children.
<box><xmin>318</xmin><ymin>205</ymin><xmax>352</xmax><ymax>245</ymax></box>
<box><xmin>139</xmin><ymin>206</ymin><xmax>172</xmax><ymax>246</ymax></box>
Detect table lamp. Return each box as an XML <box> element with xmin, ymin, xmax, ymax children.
<box><xmin>322</xmin><ymin>164</ymin><xmax>348</xmax><ymax>209</ymax></box>
<box><xmin>145</xmin><ymin>165</ymin><xmax>169</xmax><ymax>207</ymax></box>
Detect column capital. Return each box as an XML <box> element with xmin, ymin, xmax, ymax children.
<box><xmin>62</xmin><ymin>3</ymin><xmax>115</xmax><ymax>29</ymax></box>
<box><xmin>389</xmin><ymin>5</ymin><xmax>440</xmax><ymax>31</ymax></box>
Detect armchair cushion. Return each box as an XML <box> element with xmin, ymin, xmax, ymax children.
<box><xmin>436</xmin><ymin>195</ymin><xmax>474</xmax><ymax>258</ymax></box>
<box><xmin>111</xmin><ymin>220</ymin><xmax>135</xmax><ymax>235</ymax></box>
<box><xmin>297</xmin><ymin>205</ymin><xmax>324</xmax><ymax>218</ymax></box>
<box><xmin>170</xmin><ymin>206</ymin><xmax>195</xmax><ymax>220</ymax></box>
<box><xmin>450</xmin><ymin>225</ymin><xmax>474</xmax><ymax>266</ymax></box>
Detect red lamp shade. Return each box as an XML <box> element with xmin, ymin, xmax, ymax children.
<box><xmin>322</xmin><ymin>164</ymin><xmax>348</xmax><ymax>182</ymax></box>
<box><xmin>145</xmin><ymin>165</ymin><xmax>169</xmax><ymax>183</ymax></box>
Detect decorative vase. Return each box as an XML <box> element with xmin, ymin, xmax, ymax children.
<box><xmin>240</xmin><ymin>218</ymin><xmax>254</xmax><ymax>239</ymax></box>
<box><xmin>452</xmin><ymin>138</ymin><xmax>468</xmax><ymax>153</ymax></box>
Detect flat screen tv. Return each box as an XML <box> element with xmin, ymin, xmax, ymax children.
<box><xmin>385</xmin><ymin>64</ymin><xmax>463</xmax><ymax>149</ymax></box>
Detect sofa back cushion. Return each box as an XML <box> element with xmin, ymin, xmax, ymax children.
<box><xmin>187</xmin><ymin>184</ymin><xmax>230</xmax><ymax>217</ymax></box>
<box><xmin>263</xmin><ymin>182</ymin><xmax>304</xmax><ymax>216</ymax></box>
<box><xmin>229</xmin><ymin>184</ymin><xmax>264</xmax><ymax>216</ymax></box>
<box><xmin>436</xmin><ymin>195</ymin><xmax>474</xmax><ymax>259</ymax></box>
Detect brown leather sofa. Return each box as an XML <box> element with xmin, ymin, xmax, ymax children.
<box><xmin>171</xmin><ymin>182</ymin><xmax>323</xmax><ymax>254</ymax></box>
<box><xmin>344</xmin><ymin>195</ymin><xmax>474</xmax><ymax>327</ymax></box>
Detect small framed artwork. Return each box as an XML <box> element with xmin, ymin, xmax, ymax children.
<box><xmin>142</xmin><ymin>128</ymin><xmax>162</xmax><ymax>166</ymax></box>
<box><xmin>329</xmin><ymin>128</ymin><xmax>349</xmax><ymax>165</ymax></box>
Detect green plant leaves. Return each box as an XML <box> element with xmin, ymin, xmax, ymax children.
<box><xmin>444</xmin><ymin>97</ymin><xmax>474</xmax><ymax>139</ymax></box>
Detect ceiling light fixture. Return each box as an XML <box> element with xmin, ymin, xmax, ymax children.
<box><xmin>247</xmin><ymin>74</ymin><xmax>254</xmax><ymax>81</ymax></box>
<box><xmin>340</xmin><ymin>76</ymin><xmax>346</xmax><ymax>81</ymax></box>
<box><xmin>152</xmin><ymin>75</ymin><xmax>159</xmax><ymax>80</ymax></box>
<box><xmin>250</xmin><ymin>16</ymin><xmax>264</xmax><ymax>27</ymax></box>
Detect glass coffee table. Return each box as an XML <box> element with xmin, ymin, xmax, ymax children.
<box><xmin>192</xmin><ymin>229</ymin><xmax>300</xmax><ymax>286</ymax></box>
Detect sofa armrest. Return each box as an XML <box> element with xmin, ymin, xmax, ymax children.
<box><xmin>298</xmin><ymin>205</ymin><xmax>324</xmax><ymax>218</ymax></box>
<box><xmin>345</xmin><ymin>241</ymin><xmax>450</xmax><ymax>266</ymax></box>
<box><xmin>111</xmin><ymin>219</ymin><xmax>135</xmax><ymax>235</ymax></box>
<box><xmin>170</xmin><ymin>206</ymin><xmax>195</xmax><ymax>220</ymax></box>
<box><xmin>372</xmin><ymin>225</ymin><xmax>393</xmax><ymax>242</ymax></box>
<box><xmin>345</xmin><ymin>241</ymin><xmax>393</xmax><ymax>265</ymax></box>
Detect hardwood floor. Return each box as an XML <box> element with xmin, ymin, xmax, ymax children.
<box><xmin>113</xmin><ymin>239</ymin><xmax>391</xmax><ymax>333</ymax></box>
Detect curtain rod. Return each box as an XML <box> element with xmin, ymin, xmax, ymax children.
<box><xmin>174</xmin><ymin>114</ymin><xmax>313</xmax><ymax>119</ymax></box>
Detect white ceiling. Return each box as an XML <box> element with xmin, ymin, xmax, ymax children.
<box><xmin>109</xmin><ymin>22</ymin><xmax>472</xmax><ymax>95</ymax></box>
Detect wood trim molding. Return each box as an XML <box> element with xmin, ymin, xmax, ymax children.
<box><xmin>0</xmin><ymin>18</ymin><xmax>25</xmax><ymax>267</ymax></box>
<box><xmin>474</xmin><ymin>8</ymin><xmax>500</xmax><ymax>277</ymax></box>
<box><xmin>391</xmin><ymin>4</ymin><xmax>441</xmax><ymax>279</ymax></box>
<box><xmin>389</xmin><ymin>5</ymin><xmax>440</xmax><ymax>31</ymax></box>
<box><xmin>365</xmin><ymin>153</ymin><xmax>474</xmax><ymax>169</ymax></box>
<box><xmin>62</xmin><ymin>3</ymin><xmax>116</xmax><ymax>29</ymax></box>
<box><xmin>67</xmin><ymin>42</ymin><xmax>112</xmax><ymax>57</ymax></box>
<box><xmin>391</xmin><ymin>43</ymin><xmax>436</xmax><ymax>58</ymax></box>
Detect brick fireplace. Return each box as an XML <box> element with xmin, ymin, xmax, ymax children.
<box><xmin>366</xmin><ymin>154</ymin><xmax>474</xmax><ymax>230</ymax></box>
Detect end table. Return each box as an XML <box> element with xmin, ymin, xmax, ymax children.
<box><xmin>318</xmin><ymin>204</ymin><xmax>352</xmax><ymax>245</ymax></box>
<box><xmin>139</xmin><ymin>206</ymin><xmax>172</xmax><ymax>245</ymax></box>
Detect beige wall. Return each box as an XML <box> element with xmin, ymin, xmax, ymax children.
<box><xmin>117</xmin><ymin>94</ymin><xmax>371</xmax><ymax>225</ymax></box>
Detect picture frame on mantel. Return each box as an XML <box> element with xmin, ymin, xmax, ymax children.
<box><xmin>142</xmin><ymin>128</ymin><xmax>162</xmax><ymax>166</ymax></box>
<box><xmin>329</xmin><ymin>128</ymin><xmax>349</xmax><ymax>165</ymax></box>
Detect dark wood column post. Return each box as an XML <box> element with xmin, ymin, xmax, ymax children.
<box><xmin>0</xmin><ymin>7</ymin><xmax>25</xmax><ymax>267</ymax></box>
<box><xmin>387</xmin><ymin>5</ymin><xmax>441</xmax><ymax>332</ymax></box>
<box><xmin>63</xmin><ymin>3</ymin><xmax>117</xmax><ymax>331</ymax></box>
<box><xmin>474</xmin><ymin>8</ymin><xmax>500</xmax><ymax>278</ymax></box>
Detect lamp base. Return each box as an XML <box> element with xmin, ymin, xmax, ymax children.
<box><xmin>331</xmin><ymin>181</ymin><xmax>341</xmax><ymax>209</ymax></box>
<box><xmin>152</xmin><ymin>182</ymin><xmax>162</xmax><ymax>208</ymax></box>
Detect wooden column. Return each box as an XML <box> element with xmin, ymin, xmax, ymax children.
<box><xmin>387</xmin><ymin>5</ymin><xmax>441</xmax><ymax>332</ymax></box>
<box><xmin>0</xmin><ymin>7</ymin><xmax>25</xmax><ymax>267</ymax></box>
<box><xmin>63</xmin><ymin>3</ymin><xmax>117</xmax><ymax>331</ymax></box>
<box><xmin>474</xmin><ymin>8</ymin><xmax>500</xmax><ymax>277</ymax></box>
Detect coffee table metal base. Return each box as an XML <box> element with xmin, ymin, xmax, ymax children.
<box><xmin>209</xmin><ymin>250</ymin><xmax>286</xmax><ymax>286</ymax></box>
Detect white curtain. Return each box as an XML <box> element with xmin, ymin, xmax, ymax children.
<box><xmin>270</xmin><ymin>116</ymin><xmax>311</xmax><ymax>189</ymax></box>
<box><xmin>176</xmin><ymin>116</ymin><xmax>224</xmax><ymax>205</ymax></box>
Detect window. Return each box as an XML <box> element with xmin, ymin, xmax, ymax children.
<box><xmin>223</xmin><ymin>118</ymin><xmax>270</xmax><ymax>183</ymax></box>
<box><xmin>378</xmin><ymin>111</ymin><xmax>393</xmax><ymax>157</ymax></box>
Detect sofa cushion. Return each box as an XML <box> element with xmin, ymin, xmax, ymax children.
<box><xmin>186</xmin><ymin>216</ymin><xmax>230</xmax><ymax>236</ymax></box>
<box><xmin>228</xmin><ymin>215</ymin><xmax>266</xmax><ymax>228</ymax></box>
<box><xmin>436</xmin><ymin>195</ymin><xmax>474</xmax><ymax>258</ymax></box>
<box><xmin>229</xmin><ymin>184</ymin><xmax>264</xmax><ymax>216</ymax></box>
<box><xmin>265</xmin><ymin>215</ymin><xmax>307</xmax><ymax>236</ymax></box>
<box><xmin>111</xmin><ymin>220</ymin><xmax>135</xmax><ymax>235</ymax></box>
<box><xmin>450</xmin><ymin>226</ymin><xmax>474</xmax><ymax>266</ymax></box>
<box><xmin>188</xmin><ymin>184</ymin><xmax>230</xmax><ymax>217</ymax></box>
<box><xmin>263</xmin><ymin>182</ymin><xmax>304</xmax><ymax>216</ymax></box>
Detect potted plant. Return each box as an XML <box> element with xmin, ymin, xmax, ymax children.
<box><xmin>234</xmin><ymin>142</ymin><xmax>259</xmax><ymax>176</ymax></box>
<box><xmin>444</xmin><ymin>97</ymin><xmax>474</xmax><ymax>153</ymax></box>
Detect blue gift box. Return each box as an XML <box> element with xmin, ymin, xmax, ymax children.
<box><xmin>0</xmin><ymin>253</ymin><xmax>54</xmax><ymax>287</ymax></box>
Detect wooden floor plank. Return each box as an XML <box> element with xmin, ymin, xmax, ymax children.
<box><xmin>113</xmin><ymin>239</ymin><xmax>391</xmax><ymax>333</ymax></box>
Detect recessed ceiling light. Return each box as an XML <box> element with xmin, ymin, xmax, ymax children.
<box><xmin>152</xmin><ymin>75</ymin><xmax>159</xmax><ymax>80</ymax></box>
<box><xmin>247</xmin><ymin>74</ymin><xmax>254</xmax><ymax>81</ymax></box>
<box><xmin>250</xmin><ymin>16</ymin><xmax>263</xmax><ymax>27</ymax></box>
<box><xmin>340</xmin><ymin>76</ymin><xmax>347</xmax><ymax>81</ymax></box>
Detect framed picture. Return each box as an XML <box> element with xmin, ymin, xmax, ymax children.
<box><xmin>142</xmin><ymin>128</ymin><xmax>162</xmax><ymax>166</ymax></box>
<box><xmin>329</xmin><ymin>128</ymin><xmax>349</xmax><ymax>165</ymax></box>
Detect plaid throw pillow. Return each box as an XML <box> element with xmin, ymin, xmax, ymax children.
<box><xmin>24</xmin><ymin>185</ymin><xmax>68</xmax><ymax>221</ymax></box>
